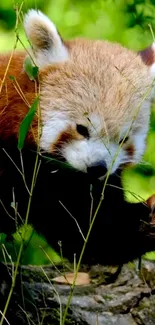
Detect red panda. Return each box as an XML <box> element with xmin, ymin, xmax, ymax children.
<box><xmin>0</xmin><ymin>9</ymin><xmax>155</xmax><ymax>266</ymax></box>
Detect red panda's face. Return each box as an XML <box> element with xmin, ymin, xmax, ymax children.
<box><xmin>24</xmin><ymin>10</ymin><xmax>155</xmax><ymax>177</ymax></box>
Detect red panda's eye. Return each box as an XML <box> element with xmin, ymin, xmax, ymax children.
<box><xmin>119</xmin><ymin>136</ymin><xmax>129</xmax><ymax>145</ymax></box>
<box><xmin>76</xmin><ymin>124</ymin><xmax>89</xmax><ymax>138</ymax></box>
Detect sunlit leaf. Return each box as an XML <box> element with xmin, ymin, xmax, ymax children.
<box><xmin>52</xmin><ymin>272</ymin><xmax>90</xmax><ymax>285</ymax></box>
<box><xmin>143</xmin><ymin>251</ymin><xmax>155</xmax><ymax>260</ymax></box>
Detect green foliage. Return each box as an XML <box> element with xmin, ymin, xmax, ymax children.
<box><xmin>32</xmin><ymin>0</ymin><xmax>155</xmax><ymax>49</ymax></box>
<box><xmin>0</xmin><ymin>0</ymin><xmax>45</xmax><ymax>30</ymax></box>
<box><xmin>1</xmin><ymin>0</ymin><xmax>155</xmax><ymax>51</ymax></box>
<box><xmin>0</xmin><ymin>226</ymin><xmax>60</xmax><ymax>265</ymax></box>
<box><xmin>18</xmin><ymin>96</ymin><xmax>39</xmax><ymax>150</ymax></box>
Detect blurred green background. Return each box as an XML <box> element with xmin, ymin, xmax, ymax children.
<box><xmin>0</xmin><ymin>0</ymin><xmax>155</xmax><ymax>265</ymax></box>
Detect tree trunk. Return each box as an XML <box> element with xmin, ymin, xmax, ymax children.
<box><xmin>0</xmin><ymin>259</ymin><xmax>155</xmax><ymax>325</ymax></box>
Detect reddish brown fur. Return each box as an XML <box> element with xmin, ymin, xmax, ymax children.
<box><xmin>126</xmin><ymin>144</ymin><xmax>134</xmax><ymax>157</ymax></box>
<box><xmin>0</xmin><ymin>51</ymin><xmax>37</xmax><ymax>145</ymax></box>
<box><xmin>51</xmin><ymin>126</ymin><xmax>85</xmax><ymax>154</ymax></box>
<box><xmin>139</xmin><ymin>46</ymin><xmax>155</xmax><ymax>66</ymax></box>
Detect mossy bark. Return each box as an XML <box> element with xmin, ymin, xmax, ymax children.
<box><xmin>0</xmin><ymin>260</ymin><xmax>155</xmax><ymax>325</ymax></box>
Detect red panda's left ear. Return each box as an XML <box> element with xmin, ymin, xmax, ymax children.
<box><xmin>139</xmin><ymin>42</ymin><xmax>155</xmax><ymax>77</ymax></box>
<box><xmin>24</xmin><ymin>9</ymin><xmax>69</xmax><ymax>68</ymax></box>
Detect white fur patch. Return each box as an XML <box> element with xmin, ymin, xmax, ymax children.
<box><xmin>62</xmin><ymin>139</ymin><xmax>124</xmax><ymax>173</ymax></box>
<box><xmin>148</xmin><ymin>42</ymin><xmax>155</xmax><ymax>77</ymax></box>
<box><xmin>131</xmin><ymin>131</ymin><xmax>147</xmax><ymax>163</ymax></box>
<box><xmin>40</xmin><ymin>111</ymin><xmax>71</xmax><ymax>151</ymax></box>
<box><xmin>119</xmin><ymin>122</ymin><xmax>147</xmax><ymax>161</ymax></box>
<box><xmin>150</xmin><ymin>63</ymin><xmax>155</xmax><ymax>78</ymax></box>
<box><xmin>62</xmin><ymin>130</ymin><xmax>147</xmax><ymax>174</ymax></box>
<box><xmin>24</xmin><ymin>9</ymin><xmax>68</xmax><ymax>68</ymax></box>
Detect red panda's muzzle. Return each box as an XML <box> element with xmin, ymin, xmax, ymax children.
<box><xmin>87</xmin><ymin>161</ymin><xmax>107</xmax><ymax>179</ymax></box>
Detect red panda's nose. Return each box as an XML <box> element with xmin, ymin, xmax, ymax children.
<box><xmin>87</xmin><ymin>161</ymin><xmax>107</xmax><ymax>179</ymax></box>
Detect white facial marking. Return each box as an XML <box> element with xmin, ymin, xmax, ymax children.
<box><xmin>150</xmin><ymin>63</ymin><xmax>155</xmax><ymax>78</ymax></box>
<box><xmin>148</xmin><ymin>43</ymin><xmax>155</xmax><ymax>78</ymax></box>
<box><xmin>62</xmin><ymin>139</ymin><xmax>124</xmax><ymax>173</ymax></box>
<box><xmin>62</xmin><ymin>130</ymin><xmax>147</xmax><ymax>174</ymax></box>
<box><xmin>40</xmin><ymin>111</ymin><xmax>70</xmax><ymax>151</ymax></box>
<box><xmin>130</xmin><ymin>131</ymin><xmax>147</xmax><ymax>163</ymax></box>
<box><xmin>40</xmin><ymin>111</ymin><xmax>149</xmax><ymax>175</ymax></box>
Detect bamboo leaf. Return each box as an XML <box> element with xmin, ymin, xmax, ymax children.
<box><xmin>18</xmin><ymin>97</ymin><xmax>39</xmax><ymax>150</ymax></box>
<box><xmin>24</xmin><ymin>57</ymin><xmax>39</xmax><ymax>81</ymax></box>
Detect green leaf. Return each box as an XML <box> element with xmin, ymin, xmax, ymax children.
<box><xmin>24</xmin><ymin>57</ymin><xmax>39</xmax><ymax>81</ymax></box>
<box><xmin>9</xmin><ymin>75</ymin><xmax>15</xmax><ymax>80</ymax></box>
<box><xmin>18</xmin><ymin>97</ymin><xmax>39</xmax><ymax>150</ymax></box>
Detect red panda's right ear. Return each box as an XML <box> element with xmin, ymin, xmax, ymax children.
<box><xmin>24</xmin><ymin>9</ymin><xmax>69</xmax><ymax>68</ymax></box>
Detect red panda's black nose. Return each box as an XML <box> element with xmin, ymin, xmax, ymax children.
<box><xmin>87</xmin><ymin>161</ymin><xmax>107</xmax><ymax>179</ymax></box>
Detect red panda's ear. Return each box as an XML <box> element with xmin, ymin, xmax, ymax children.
<box><xmin>139</xmin><ymin>42</ymin><xmax>155</xmax><ymax>77</ymax></box>
<box><xmin>24</xmin><ymin>9</ymin><xmax>68</xmax><ymax>68</ymax></box>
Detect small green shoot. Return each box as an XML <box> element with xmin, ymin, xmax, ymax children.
<box><xmin>9</xmin><ymin>75</ymin><xmax>15</xmax><ymax>80</ymax></box>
